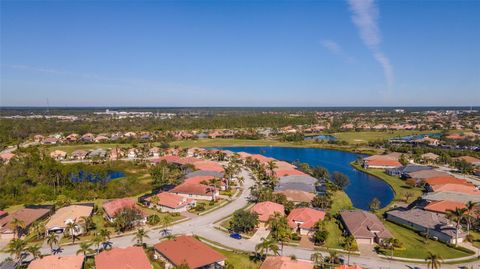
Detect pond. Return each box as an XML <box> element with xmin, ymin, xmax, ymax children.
<box><xmin>304</xmin><ymin>134</ymin><xmax>337</xmax><ymax>141</ymax></box>
<box><xmin>70</xmin><ymin>170</ymin><xmax>125</xmax><ymax>184</ymax></box>
<box><xmin>218</xmin><ymin>146</ymin><xmax>394</xmax><ymax>210</ymax></box>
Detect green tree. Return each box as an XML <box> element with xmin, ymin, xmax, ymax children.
<box><xmin>99</xmin><ymin>228</ymin><xmax>112</xmax><ymax>250</ymax></box>
<box><xmin>46</xmin><ymin>233</ymin><xmax>59</xmax><ymax>253</ymax></box>
<box><xmin>26</xmin><ymin>244</ymin><xmax>42</xmax><ymax>260</ymax></box>
<box><xmin>343</xmin><ymin>236</ymin><xmax>355</xmax><ymax>265</ymax></box>
<box><xmin>255</xmin><ymin>237</ymin><xmax>280</xmax><ymax>258</ymax></box>
<box><xmin>76</xmin><ymin>242</ymin><xmax>94</xmax><ymax>256</ymax></box>
<box><xmin>425</xmin><ymin>251</ymin><xmax>443</xmax><ymax>269</ymax></box>
<box><xmin>133</xmin><ymin>228</ymin><xmax>149</xmax><ymax>246</ymax></box>
<box><xmin>369</xmin><ymin>197</ymin><xmax>381</xmax><ymax>212</ymax></box>
<box><xmin>331</xmin><ymin>172</ymin><xmax>349</xmax><ymax>189</ymax></box>
<box><xmin>230</xmin><ymin>210</ymin><xmax>259</xmax><ymax>233</ymax></box>
<box><xmin>6</xmin><ymin>238</ymin><xmax>27</xmax><ymax>263</ymax></box>
<box><xmin>446</xmin><ymin>207</ymin><xmax>467</xmax><ymax>247</ymax></box>
<box><xmin>10</xmin><ymin>218</ymin><xmax>25</xmax><ymax>239</ymax></box>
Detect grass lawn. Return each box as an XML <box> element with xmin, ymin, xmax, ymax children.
<box><xmin>47</xmin><ymin>143</ymin><xmax>133</xmax><ymax>154</ymax></box>
<box><xmin>382</xmin><ymin>221</ymin><xmax>473</xmax><ymax>259</ymax></box>
<box><xmin>470</xmin><ymin>231</ymin><xmax>480</xmax><ymax>248</ymax></box>
<box><xmin>214</xmin><ymin>247</ymin><xmax>261</xmax><ymax>269</ymax></box>
<box><xmin>329</xmin><ymin>191</ymin><xmax>354</xmax><ymax>215</ymax></box>
<box><xmin>351</xmin><ymin>163</ymin><xmax>423</xmax><ymax>211</ymax></box>
<box><xmin>333</xmin><ymin>130</ymin><xmax>440</xmax><ymax>145</ymax></box>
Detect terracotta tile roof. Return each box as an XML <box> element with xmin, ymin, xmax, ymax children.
<box><xmin>425</xmin><ymin>176</ymin><xmax>472</xmax><ymax>187</ymax></box>
<box><xmin>260</xmin><ymin>256</ymin><xmax>313</xmax><ymax>269</ymax></box>
<box><xmin>250</xmin><ymin>154</ymin><xmax>275</xmax><ymax>163</ymax></box>
<box><xmin>237</xmin><ymin>152</ymin><xmax>252</xmax><ymax>159</ymax></box>
<box><xmin>154</xmin><ymin>236</ymin><xmax>225</xmax><ymax>268</ymax></box>
<box><xmin>455</xmin><ymin>156</ymin><xmax>480</xmax><ymax>165</ymax></box>
<box><xmin>0</xmin><ymin>210</ymin><xmax>7</xmax><ymax>218</ymax></box>
<box><xmin>45</xmin><ymin>205</ymin><xmax>93</xmax><ymax>230</ymax></box>
<box><xmin>340</xmin><ymin>210</ymin><xmax>392</xmax><ymax>240</ymax></box>
<box><xmin>365</xmin><ymin>159</ymin><xmax>402</xmax><ymax>167</ymax></box>
<box><xmin>95</xmin><ymin>246</ymin><xmax>151</xmax><ymax>269</ymax></box>
<box><xmin>102</xmin><ymin>198</ymin><xmax>139</xmax><ymax>218</ymax></box>
<box><xmin>0</xmin><ymin>153</ymin><xmax>15</xmax><ymax>161</ymax></box>
<box><xmin>193</xmin><ymin>160</ymin><xmax>224</xmax><ymax>172</ymax></box>
<box><xmin>170</xmin><ymin>182</ymin><xmax>216</xmax><ymax>196</ymax></box>
<box><xmin>251</xmin><ymin>201</ymin><xmax>285</xmax><ymax>222</ymax></box>
<box><xmin>148</xmin><ymin>192</ymin><xmax>194</xmax><ymax>209</ymax></box>
<box><xmin>287</xmin><ymin>208</ymin><xmax>325</xmax><ymax>229</ymax></box>
<box><xmin>0</xmin><ymin>207</ymin><xmax>51</xmax><ymax>231</ymax></box>
<box><xmin>275</xmin><ymin>161</ymin><xmax>297</xmax><ymax>170</ymax></box>
<box><xmin>424</xmin><ymin>200</ymin><xmax>467</xmax><ymax>214</ymax></box>
<box><xmin>430</xmin><ymin>184</ymin><xmax>480</xmax><ymax>195</ymax></box>
<box><xmin>408</xmin><ymin>170</ymin><xmax>450</xmax><ymax>180</ymax></box>
<box><xmin>27</xmin><ymin>255</ymin><xmax>84</xmax><ymax>269</ymax></box>
<box><xmin>179</xmin><ymin>157</ymin><xmax>203</xmax><ymax>165</ymax></box>
<box><xmin>184</xmin><ymin>176</ymin><xmax>216</xmax><ymax>185</ymax></box>
<box><xmin>274</xmin><ymin>169</ymin><xmax>307</xmax><ymax>177</ymax></box>
<box><xmin>274</xmin><ymin>190</ymin><xmax>315</xmax><ymax>203</ymax></box>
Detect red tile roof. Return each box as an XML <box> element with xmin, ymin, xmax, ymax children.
<box><xmin>193</xmin><ymin>160</ymin><xmax>224</xmax><ymax>172</ymax></box>
<box><xmin>274</xmin><ymin>169</ymin><xmax>307</xmax><ymax>177</ymax></box>
<box><xmin>251</xmin><ymin>201</ymin><xmax>285</xmax><ymax>222</ymax></box>
<box><xmin>335</xmin><ymin>265</ymin><xmax>363</xmax><ymax>269</ymax></box>
<box><xmin>184</xmin><ymin>176</ymin><xmax>215</xmax><ymax>185</ymax></box>
<box><xmin>260</xmin><ymin>256</ymin><xmax>313</xmax><ymax>269</ymax></box>
<box><xmin>424</xmin><ymin>200</ymin><xmax>467</xmax><ymax>214</ymax></box>
<box><xmin>274</xmin><ymin>190</ymin><xmax>315</xmax><ymax>203</ymax></box>
<box><xmin>287</xmin><ymin>208</ymin><xmax>325</xmax><ymax>229</ymax></box>
<box><xmin>365</xmin><ymin>159</ymin><xmax>402</xmax><ymax>167</ymax></box>
<box><xmin>425</xmin><ymin>176</ymin><xmax>472</xmax><ymax>187</ymax></box>
<box><xmin>95</xmin><ymin>246</ymin><xmax>151</xmax><ymax>269</ymax></box>
<box><xmin>28</xmin><ymin>255</ymin><xmax>84</xmax><ymax>269</ymax></box>
<box><xmin>148</xmin><ymin>192</ymin><xmax>194</xmax><ymax>209</ymax></box>
<box><xmin>430</xmin><ymin>183</ymin><xmax>480</xmax><ymax>195</ymax></box>
<box><xmin>154</xmin><ymin>236</ymin><xmax>225</xmax><ymax>268</ymax></box>
<box><xmin>170</xmin><ymin>182</ymin><xmax>216</xmax><ymax>196</ymax></box>
<box><xmin>103</xmin><ymin>198</ymin><xmax>140</xmax><ymax>218</ymax></box>
<box><xmin>0</xmin><ymin>207</ymin><xmax>51</xmax><ymax>230</ymax></box>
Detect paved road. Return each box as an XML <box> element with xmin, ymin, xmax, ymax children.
<box><xmin>1</xmin><ymin>169</ymin><xmax>479</xmax><ymax>268</ymax></box>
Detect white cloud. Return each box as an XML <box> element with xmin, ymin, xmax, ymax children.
<box><xmin>347</xmin><ymin>0</ymin><xmax>394</xmax><ymax>90</ymax></box>
<box><xmin>320</xmin><ymin>39</ymin><xmax>354</xmax><ymax>63</ymax></box>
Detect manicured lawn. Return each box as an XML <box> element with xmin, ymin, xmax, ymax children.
<box><xmin>333</xmin><ymin>130</ymin><xmax>439</xmax><ymax>145</ymax></box>
<box><xmin>213</xmin><ymin>247</ymin><xmax>260</xmax><ymax>269</ymax></box>
<box><xmin>329</xmin><ymin>191</ymin><xmax>354</xmax><ymax>215</ymax></box>
<box><xmin>351</xmin><ymin>163</ymin><xmax>423</xmax><ymax>210</ymax></box>
<box><xmin>47</xmin><ymin>143</ymin><xmax>132</xmax><ymax>154</ymax></box>
<box><xmin>382</xmin><ymin>221</ymin><xmax>473</xmax><ymax>259</ymax></box>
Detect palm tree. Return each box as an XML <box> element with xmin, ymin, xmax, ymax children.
<box><xmin>76</xmin><ymin>242</ymin><xmax>93</xmax><ymax>256</ymax></box>
<box><xmin>46</xmin><ymin>233</ymin><xmax>59</xmax><ymax>253</ymax></box>
<box><xmin>92</xmin><ymin>233</ymin><xmax>103</xmax><ymax>254</ymax></box>
<box><xmin>11</xmin><ymin>218</ymin><xmax>25</xmax><ymax>239</ymax></box>
<box><xmin>6</xmin><ymin>238</ymin><xmax>27</xmax><ymax>263</ymax></box>
<box><xmin>161</xmin><ymin>214</ymin><xmax>173</xmax><ymax>236</ymax></box>
<box><xmin>65</xmin><ymin>220</ymin><xmax>80</xmax><ymax>244</ymax></box>
<box><xmin>310</xmin><ymin>252</ymin><xmax>324</xmax><ymax>268</ymax></box>
<box><xmin>29</xmin><ymin>222</ymin><xmax>46</xmax><ymax>240</ymax></box>
<box><xmin>425</xmin><ymin>251</ymin><xmax>443</xmax><ymax>269</ymax></box>
<box><xmin>80</xmin><ymin>216</ymin><xmax>94</xmax><ymax>234</ymax></box>
<box><xmin>383</xmin><ymin>237</ymin><xmax>400</xmax><ymax>261</ymax></box>
<box><xmin>133</xmin><ymin>228</ymin><xmax>149</xmax><ymax>246</ymax></box>
<box><xmin>255</xmin><ymin>237</ymin><xmax>280</xmax><ymax>258</ymax></box>
<box><xmin>26</xmin><ymin>244</ymin><xmax>42</xmax><ymax>260</ymax></box>
<box><xmin>343</xmin><ymin>236</ymin><xmax>355</xmax><ymax>265</ymax></box>
<box><xmin>267</xmin><ymin>212</ymin><xmax>291</xmax><ymax>254</ymax></box>
<box><xmin>465</xmin><ymin>201</ymin><xmax>477</xmax><ymax>235</ymax></box>
<box><xmin>446</xmin><ymin>207</ymin><xmax>467</xmax><ymax>246</ymax></box>
<box><xmin>98</xmin><ymin>228</ymin><xmax>112</xmax><ymax>250</ymax></box>
<box><xmin>150</xmin><ymin>195</ymin><xmax>160</xmax><ymax>208</ymax></box>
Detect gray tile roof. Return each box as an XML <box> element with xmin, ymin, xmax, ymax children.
<box><xmin>340</xmin><ymin>210</ymin><xmax>392</xmax><ymax>240</ymax></box>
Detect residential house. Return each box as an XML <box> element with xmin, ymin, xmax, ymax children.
<box><xmin>127</xmin><ymin>148</ymin><xmax>138</xmax><ymax>159</ymax></box>
<box><xmin>0</xmin><ymin>153</ymin><xmax>15</xmax><ymax>163</ymax></box>
<box><xmin>340</xmin><ymin>210</ymin><xmax>392</xmax><ymax>245</ymax></box>
<box><xmin>28</xmin><ymin>255</ymin><xmax>84</xmax><ymax>269</ymax></box>
<box><xmin>95</xmin><ymin>135</ymin><xmax>110</xmax><ymax>143</ymax></box>
<box><xmin>423</xmin><ymin>176</ymin><xmax>474</xmax><ymax>192</ymax></box>
<box><xmin>454</xmin><ymin>156</ymin><xmax>480</xmax><ymax>166</ymax></box>
<box><xmin>42</xmin><ymin>137</ymin><xmax>58</xmax><ymax>145</ymax></box>
<box><xmin>65</xmin><ymin>133</ymin><xmax>80</xmax><ymax>143</ymax></box>
<box><xmin>95</xmin><ymin>246</ymin><xmax>151</xmax><ymax>269</ymax></box>
<box><xmin>193</xmin><ymin>160</ymin><xmax>224</xmax><ymax>173</ymax></box>
<box><xmin>110</xmin><ymin>147</ymin><xmax>123</xmax><ymax>160</ymax></box>
<box><xmin>0</xmin><ymin>206</ymin><xmax>52</xmax><ymax>239</ymax></box>
<box><xmin>184</xmin><ymin>176</ymin><xmax>226</xmax><ymax>191</ymax></box>
<box><xmin>423</xmin><ymin>200</ymin><xmax>467</xmax><ymax>214</ymax></box>
<box><xmin>386</xmin><ymin>207</ymin><xmax>465</xmax><ymax>244</ymax></box>
<box><xmin>70</xmin><ymin>150</ymin><xmax>88</xmax><ymax>160</ymax></box>
<box><xmin>274</xmin><ymin>175</ymin><xmax>318</xmax><ymax>193</ymax></box>
<box><xmin>385</xmin><ymin>164</ymin><xmax>432</xmax><ymax>177</ymax></box>
<box><xmin>287</xmin><ymin>208</ymin><xmax>325</xmax><ymax>235</ymax></box>
<box><xmin>335</xmin><ymin>265</ymin><xmax>363</xmax><ymax>269</ymax></box>
<box><xmin>406</xmin><ymin>169</ymin><xmax>451</xmax><ymax>184</ymax></box>
<box><xmin>50</xmin><ymin>150</ymin><xmax>67</xmax><ymax>160</ymax></box>
<box><xmin>362</xmin><ymin>155</ymin><xmax>402</xmax><ymax>169</ymax></box>
<box><xmin>154</xmin><ymin>235</ymin><xmax>225</xmax><ymax>269</ymax></box>
<box><xmin>33</xmin><ymin>134</ymin><xmax>44</xmax><ymax>143</ymax></box>
<box><xmin>184</xmin><ymin>170</ymin><xmax>224</xmax><ymax>179</ymax></box>
<box><xmin>87</xmin><ymin>149</ymin><xmax>108</xmax><ymax>159</ymax></box>
<box><xmin>251</xmin><ymin>201</ymin><xmax>285</xmax><ymax>223</ymax></box>
<box><xmin>45</xmin><ymin>204</ymin><xmax>94</xmax><ymax>236</ymax></box>
<box><xmin>81</xmin><ymin>133</ymin><xmax>95</xmax><ymax>142</ymax></box>
<box><xmin>149</xmin><ymin>147</ymin><xmax>161</xmax><ymax>157</ymax></box>
<box><xmin>102</xmin><ymin>198</ymin><xmax>146</xmax><ymax>225</ymax></box>
<box><xmin>169</xmin><ymin>182</ymin><xmax>218</xmax><ymax>201</ymax></box>
<box><xmin>260</xmin><ymin>256</ymin><xmax>313</xmax><ymax>269</ymax></box>
<box><xmin>146</xmin><ymin>192</ymin><xmax>196</xmax><ymax>213</ymax></box>
<box><xmin>421</xmin><ymin>153</ymin><xmax>440</xmax><ymax>163</ymax></box>
<box><xmin>274</xmin><ymin>190</ymin><xmax>315</xmax><ymax>204</ymax></box>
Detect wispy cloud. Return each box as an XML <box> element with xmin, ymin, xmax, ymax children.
<box><xmin>320</xmin><ymin>39</ymin><xmax>354</xmax><ymax>63</ymax></box>
<box><xmin>347</xmin><ymin>0</ymin><xmax>394</xmax><ymax>90</ymax></box>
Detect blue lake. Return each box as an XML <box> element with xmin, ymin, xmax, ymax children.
<box><xmin>304</xmin><ymin>134</ymin><xmax>337</xmax><ymax>141</ymax></box>
<box><xmin>219</xmin><ymin>146</ymin><xmax>394</xmax><ymax>210</ymax></box>
<box><xmin>70</xmin><ymin>170</ymin><xmax>125</xmax><ymax>184</ymax></box>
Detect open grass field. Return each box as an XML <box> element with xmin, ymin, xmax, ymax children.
<box><xmin>329</xmin><ymin>191</ymin><xmax>354</xmax><ymax>214</ymax></box>
<box><xmin>324</xmin><ymin>191</ymin><xmax>354</xmax><ymax>249</ymax></box>
<box><xmin>333</xmin><ymin>130</ymin><xmax>440</xmax><ymax>145</ymax></box>
<box><xmin>215</xmin><ymin>247</ymin><xmax>261</xmax><ymax>269</ymax></box>
<box><xmin>46</xmin><ymin>143</ymin><xmax>132</xmax><ymax>153</ymax></box>
<box><xmin>351</xmin><ymin>163</ymin><xmax>423</xmax><ymax>211</ymax></box>
<box><xmin>382</xmin><ymin>221</ymin><xmax>474</xmax><ymax>259</ymax></box>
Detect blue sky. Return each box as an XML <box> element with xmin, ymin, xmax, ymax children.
<box><xmin>1</xmin><ymin>0</ymin><xmax>479</xmax><ymax>107</ymax></box>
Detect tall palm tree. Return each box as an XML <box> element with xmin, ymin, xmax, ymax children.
<box><xmin>446</xmin><ymin>208</ymin><xmax>467</xmax><ymax>246</ymax></box>
<box><xmin>343</xmin><ymin>236</ymin><xmax>355</xmax><ymax>265</ymax></box>
<box><xmin>383</xmin><ymin>237</ymin><xmax>400</xmax><ymax>261</ymax></box>
<box><xmin>10</xmin><ymin>218</ymin><xmax>25</xmax><ymax>239</ymax></box>
<box><xmin>76</xmin><ymin>242</ymin><xmax>93</xmax><ymax>256</ymax></box>
<box><xmin>133</xmin><ymin>228</ymin><xmax>149</xmax><ymax>246</ymax></box>
<box><xmin>310</xmin><ymin>252</ymin><xmax>324</xmax><ymax>268</ymax></box>
<box><xmin>65</xmin><ymin>220</ymin><xmax>80</xmax><ymax>244</ymax></box>
<box><xmin>46</xmin><ymin>233</ymin><xmax>59</xmax><ymax>253</ymax></box>
<box><xmin>255</xmin><ymin>237</ymin><xmax>280</xmax><ymax>258</ymax></box>
<box><xmin>465</xmin><ymin>201</ymin><xmax>477</xmax><ymax>235</ymax></box>
<box><xmin>99</xmin><ymin>228</ymin><xmax>112</xmax><ymax>249</ymax></box>
<box><xmin>266</xmin><ymin>160</ymin><xmax>278</xmax><ymax>177</ymax></box>
<box><xmin>92</xmin><ymin>233</ymin><xmax>103</xmax><ymax>254</ymax></box>
<box><xmin>80</xmin><ymin>216</ymin><xmax>94</xmax><ymax>234</ymax></box>
<box><xmin>6</xmin><ymin>238</ymin><xmax>27</xmax><ymax>263</ymax></box>
<box><xmin>26</xmin><ymin>244</ymin><xmax>42</xmax><ymax>260</ymax></box>
<box><xmin>161</xmin><ymin>215</ymin><xmax>173</xmax><ymax>236</ymax></box>
<box><xmin>425</xmin><ymin>252</ymin><xmax>443</xmax><ymax>269</ymax></box>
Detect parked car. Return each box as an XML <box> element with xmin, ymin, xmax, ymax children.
<box><xmin>230</xmin><ymin>233</ymin><xmax>242</xmax><ymax>240</ymax></box>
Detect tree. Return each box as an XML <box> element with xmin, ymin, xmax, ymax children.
<box><xmin>405</xmin><ymin>178</ymin><xmax>417</xmax><ymax>188</ymax></box>
<box><xmin>6</xmin><ymin>238</ymin><xmax>27</xmax><ymax>263</ymax></box>
<box><xmin>46</xmin><ymin>233</ymin><xmax>59</xmax><ymax>253</ymax></box>
<box><xmin>161</xmin><ymin>214</ymin><xmax>173</xmax><ymax>236</ymax></box>
<box><xmin>76</xmin><ymin>242</ymin><xmax>93</xmax><ymax>256</ymax></box>
<box><xmin>311</xmin><ymin>166</ymin><xmax>329</xmax><ymax>180</ymax></box>
<box><xmin>11</xmin><ymin>218</ymin><xmax>25</xmax><ymax>239</ymax></box>
<box><xmin>26</xmin><ymin>244</ymin><xmax>42</xmax><ymax>260</ymax></box>
<box><xmin>369</xmin><ymin>197</ymin><xmax>381</xmax><ymax>212</ymax></box>
<box><xmin>80</xmin><ymin>216</ymin><xmax>95</xmax><ymax>233</ymax></box>
<box><xmin>383</xmin><ymin>237</ymin><xmax>401</xmax><ymax>261</ymax></box>
<box><xmin>403</xmin><ymin>191</ymin><xmax>414</xmax><ymax>203</ymax></box>
<box><xmin>92</xmin><ymin>233</ymin><xmax>103</xmax><ymax>254</ymax></box>
<box><xmin>312</xmin><ymin>222</ymin><xmax>329</xmax><ymax>246</ymax></box>
<box><xmin>99</xmin><ymin>228</ymin><xmax>112</xmax><ymax>250</ymax></box>
<box><xmin>331</xmin><ymin>172</ymin><xmax>349</xmax><ymax>189</ymax></box>
<box><xmin>310</xmin><ymin>252</ymin><xmax>324</xmax><ymax>268</ymax></box>
<box><xmin>255</xmin><ymin>237</ymin><xmax>280</xmax><ymax>258</ymax></box>
<box><xmin>230</xmin><ymin>210</ymin><xmax>259</xmax><ymax>233</ymax></box>
<box><xmin>311</xmin><ymin>195</ymin><xmax>331</xmax><ymax>209</ymax></box>
<box><xmin>65</xmin><ymin>220</ymin><xmax>80</xmax><ymax>244</ymax></box>
<box><xmin>133</xmin><ymin>228</ymin><xmax>149</xmax><ymax>246</ymax></box>
<box><xmin>425</xmin><ymin>251</ymin><xmax>443</xmax><ymax>269</ymax></box>
<box><xmin>343</xmin><ymin>236</ymin><xmax>355</xmax><ymax>265</ymax></box>
<box><xmin>446</xmin><ymin>208</ymin><xmax>467</xmax><ymax>247</ymax></box>
<box><xmin>113</xmin><ymin>206</ymin><xmax>144</xmax><ymax>233</ymax></box>
<box><xmin>267</xmin><ymin>212</ymin><xmax>291</xmax><ymax>253</ymax></box>
<box><xmin>464</xmin><ymin>201</ymin><xmax>477</xmax><ymax>235</ymax></box>
<box><xmin>30</xmin><ymin>222</ymin><xmax>46</xmax><ymax>240</ymax></box>
<box><xmin>147</xmin><ymin>214</ymin><xmax>161</xmax><ymax>225</ymax></box>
